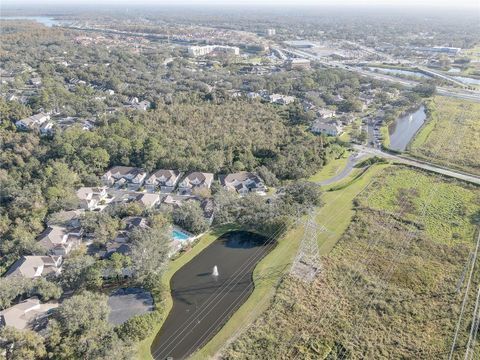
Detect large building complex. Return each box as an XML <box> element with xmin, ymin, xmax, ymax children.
<box><xmin>187</xmin><ymin>45</ymin><xmax>240</xmax><ymax>57</ymax></box>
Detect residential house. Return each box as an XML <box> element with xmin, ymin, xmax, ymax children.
<box><xmin>333</xmin><ymin>94</ymin><xmax>344</xmax><ymax>103</ymax></box>
<box><xmin>0</xmin><ymin>297</ymin><xmax>59</xmax><ymax>331</ymax></box>
<box><xmin>30</xmin><ymin>77</ymin><xmax>42</xmax><ymax>86</ymax></box>
<box><xmin>47</xmin><ymin>209</ymin><xmax>84</xmax><ymax>228</ymax></box>
<box><xmin>311</xmin><ymin>120</ymin><xmax>343</xmax><ymax>136</ymax></box>
<box><xmin>4</xmin><ymin>256</ymin><xmax>62</xmax><ymax>279</ymax></box>
<box><xmin>177</xmin><ymin>172</ymin><xmax>214</xmax><ymax>195</ymax></box>
<box><xmin>36</xmin><ymin>225</ymin><xmax>82</xmax><ymax>256</ymax></box>
<box><xmin>161</xmin><ymin>194</ymin><xmax>184</xmax><ymax>207</ymax></box>
<box><xmin>220</xmin><ymin>172</ymin><xmax>267</xmax><ymax>195</ymax></box>
<box><xmin>102</xmin><ymin>166</ymin><xmax>147</xmax><ymax>190</ymax></box>
<box><xmin>246</xmin><ymin>91</ymin><xmax>260</xmax><ymax>99</ymax></box>
<box><xmin>39</xmin><ymin>121</ymin><xmax>54</xmax><ymax>135</ymax></box>
<box><xmin>268</xmin><ymin>94</ymin><xmax>295</xmax><ymax>105</ymax></box>
<box><xmin>145</xmin><ymin>170</ymin><xmax>183</xmax><ymax>193</ymax></box>
<box><xmin>127</xmin><ymin>96</ymin><xmax>139</xmax><ymax>105</ymax></box>
<box><xmin>102</xmin><ymin>232</ymin><xmax>132</xmax><ymax>259</ymax></box>
<box><xmin>340</xmin><ymin>113</ymin><xmax>356</xmax><ymax>125</ymax></box>
<box><xmin>132</xmin><ymin>100</ymin><xmax>151</xmax><ymax>111</ymax></box>
<box><xmin>135</xmin><ymin>193</ymin><xmax>161</xmax><ymax>209</ymax></box>
<box><xmin>80</xmin><ymin>119</ymin><xmax>95</xmax><ymax>131</ymax></box>
<box><xmin>185</xmin><ymin>197</ymin><xmax>215</xmax><ymax>225</ymax></box>
<box><xmin>15</xmin><ymin>113</ymin><xmax>50</xmax><ymax>131</ymax></box>
<box><xmin>317</xmin><ymin>108</ymin><xmax>336</xmax><ymax>119</ymax></box>
<box><xmin>76</xmin><ymin>186</ymin><xmax>108</xmax><ymax>211</ymax></box>
<box><xmin>122</xmin><ymin>216</ymin><xmax>149</xmax><ymax>231</ymax></box>
<box><xmin>287</xmin><ymin>58</ymin><xmax>310</xmax><ymax>70</ymax></box>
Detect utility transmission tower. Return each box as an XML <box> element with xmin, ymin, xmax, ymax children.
<box><xmin>290</xmin><ymin>210</ymin><xmax>324</xmax><ymax>282</ymax></box>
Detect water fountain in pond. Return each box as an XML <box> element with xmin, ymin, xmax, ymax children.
<box><xmin>212</xmin><ymin>265</ymin><xmax>219</xmax><ymax>277</ymax></box>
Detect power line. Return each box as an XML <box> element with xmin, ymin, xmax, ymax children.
<box><xmin>152</xmin><ymin>163</ymin><xmax>378</xmax><ymax>359</ymax></box>
<box><xmin>449</xmin><ymin>231</ymin><xmax>480</xmax><ymax>360</ymax></box>
<box><xmin>151</xmin><ymin>222</ymin><xmax>291</xmax><ymax>359</ymax></box>
<box><xmin>464</xmin><ymin>285</ymin><xmax>480</xmax><ymax>360</ymax></box>
<box><xmin>290</xmin><ymin>210</ymin><xmax>323</xmax><ymax>282</ymax></box>
<box><xmin>336</xmin><ymin>184</ymin><xmax>438</xmax><ymax>360</ymax></box>
<box><xmin>287</xmin><ymin>167</ymin><xmax>430</xmax><ymax>359</ymax></box>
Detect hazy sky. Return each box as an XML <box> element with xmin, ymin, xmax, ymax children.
<box><xmin>2</xmin><ymin>0</ymin><xmax>479</xmax><ymax>8</ymax></box>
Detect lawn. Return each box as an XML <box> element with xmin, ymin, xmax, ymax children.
<box><xmin>308</xmin><ymin>152</ymin><xmax>351</xmax><ymax>183</ymax></box>
<box><xmin>315</xmin><ymin>164</ymin><xmax>390</xmax><ymax>254</ymax></box>
<box><xmin>408</xmin><ymin>96</ymin><xmax>480</xmax><ymax>175</ymax></box>
<box><xmin>223</xmin><ymin>166</ymin><xmax>480</xmax><ymax>359</ymax></box>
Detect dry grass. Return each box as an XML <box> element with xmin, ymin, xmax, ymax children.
<box><xmin>222</xmin><ymin>167</ymin><xmax>480</xmax><ymax>359</ymax></box>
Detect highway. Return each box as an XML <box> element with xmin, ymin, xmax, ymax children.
<box><xmin>353</xmin><ymin>145</ymin><xmax>480</xmax><ymax>186</ymax></box>
<box><xmin>283</xmin><ymin>48</ymin><xmax>480</xmax><ymax>103</ymax></box>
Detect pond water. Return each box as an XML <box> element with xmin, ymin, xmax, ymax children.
<box><xmin>151</xmin><ymin>231</ymin><xmax>274</xmax><ymax>360</ymax></box>
<box><xmin>0</xmin><ymin>16</ymin><xmax>59</xmax><ymax>27</ymax></box>
<box><xmin>368</xmin><ymin>67</ymin><xmax>431</xmax><ymax>79</ymax></box>
<box><xmin>388</xmin><ymin>105</ymin><xmax>427</xmax><ymax>152</ymax></box>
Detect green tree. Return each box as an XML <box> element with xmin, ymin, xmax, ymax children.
<box><xmin>129</xmin><ymin>225</ymin><xmax>170</xmax><ymax>281</ymax></box>
<box><xmin>172</xmin><ymin>201</ymin><xmax>209</xmax><ymax>234</ymax></box>
<box><xmin>107</xmin><ymin>253</ymin><xmax>132</xmax><ymax>280</ymax></box>
<box><xmin>46</xmin><ymin>291</ymin><xmax>132</xmax><ymax>360</ymax></box>
<box><xmin>81</xmin><ymin>212</ymin><xmax>120</xmax><ymax>245</ymax></box>
<box><xmin>0</xmin><ymin>327</ymin><xmax>46</xmax><ymax>360</ymax></box>
<box><xmin>59</xmin><ymin>255</ymin><xmax>96</xmax><ymax>291</ymax></box>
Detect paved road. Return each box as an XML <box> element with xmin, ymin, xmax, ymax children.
<box><xmin>283</xmin><ymin>48</ymin><xmax>480</xmax><ymax>103</ymax></box>
<box><xmin>316</xmin><ymin>152</ymin><xmax>369</xmax><ymax>186</ymax></box>
<box><xmin>353</xmin><ymin>145</ymin><xmax>480</xmax><ymax>185</ymax></box>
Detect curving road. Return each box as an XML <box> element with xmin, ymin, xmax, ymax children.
<box><xmin>316</xmin><ymin>152</ymin><xmax>369</xmax><ymax>186</ymax></box>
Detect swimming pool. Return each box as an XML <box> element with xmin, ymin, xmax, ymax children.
<box><xmin>172</xmin><ymin>229</ymin><xmax>191</xmax><ymax>241</ymax></box>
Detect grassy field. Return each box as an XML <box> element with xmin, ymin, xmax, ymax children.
<box><xmin>462</xmin><ymin>45</ymin><xmax>480</xmax><ymax>62</ymax></box>
<box><xmin>223</xmin><ymin>166</ymin><xmax>480</xmax><ymax>359</ymax></box>
<box><xmin>307</xmin><ymin>152</ymin><xmax>350</xmax><ymax>183</ymax></box>
<box><xmin>408</xmin><ymin>96</ymin><xmax>480</xmax><ymax>175</ymax></box>
<box><xmin>315</xmin><ymin>164</ymin><xmax>390</xmax><ymax>254</ymax></box>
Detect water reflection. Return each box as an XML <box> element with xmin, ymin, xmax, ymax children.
<box><xmin>389</xmin><ymin>105</ymin><xmax>427</xmax><ymax>151</ymax></box>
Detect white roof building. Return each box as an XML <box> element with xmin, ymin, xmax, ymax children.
<box><xmin>4</xmin><ymin>256</ymin><xmax>62</xmax><ymax>279</ymax></box>
<box><xmin>311</xmin><ymin>120</ymin><xmax>343</xmax><ymax>137</ymax></box>
<box><xmin>15</xmin><ymin>113</ymin><xmax>50</xmax><ymax>131</ymax></box>
<box><xmin>0</xmin><ymin>297</ymin><xmax>59</xmax><ymax>331</ymax></box>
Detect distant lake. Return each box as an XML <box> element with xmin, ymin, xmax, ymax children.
<box><xmin>0</xmin><ymin>16</ymin><xmax>59</xmax><ymax>27</ymax></box>
<box><xmin>389</xmin><ymin>105</ymin><xmax>427</xmax><ymax>152</ymax></box>
<box><xmin>368</xmin><ymin>67</ymin><xmax>431</xmax><ymax>79</ymax></box>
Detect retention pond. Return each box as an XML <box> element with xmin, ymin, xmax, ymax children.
<box><xmin>151</xmin><ymin>230</ymin><xmax>274</xmax><ymax>360</ymax></box>
<box><xmin>388</xmin><ymin>105</ymin><xmax>427</xmax><ymax>152</ymax></box>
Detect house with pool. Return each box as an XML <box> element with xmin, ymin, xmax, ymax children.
<box><xmin>171</xmin><ymin>227</ymin><xmax>195</xmax><ymax>253</ymax></box>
